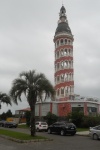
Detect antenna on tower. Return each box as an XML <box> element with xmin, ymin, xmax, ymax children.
<box><xmin>62</xmin><ymin>0</ymin><xmax>63</xmax><ymax>5</ymax></box>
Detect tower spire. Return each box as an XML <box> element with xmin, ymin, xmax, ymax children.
<box><xmin>62</xmin><ymin>0</ymin><xmax>63</xmax><ymax>6</ymax></box>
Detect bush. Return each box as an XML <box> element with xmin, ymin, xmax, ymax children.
<box><xmin>44</xmin><ymin>112</ymin><xmax>58</xmax><ymax>125</ymax></box>
<box><xmin>67</xmin><ymin>110</ymin><xmax>84</xmax><ymax>127</ymax></box>
<box><xmin>81</xmin><ymin>116</ymin><xmax>100</xmax><ymax>128</ymax></box>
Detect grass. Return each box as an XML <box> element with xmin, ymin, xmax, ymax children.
<box><xmin>18</xmin><ymin>124</ymin><xmax>29</xmax><ymax>129</ymax></box>
<box><xmin>0</xmin><ymin>129</ymin><xmax>48</xmax><ymax>140</ymax></box>
<box><xmin>77</xmin><ymin>128</ymin><xmax>89</xmax><ymax>132</ymax></box>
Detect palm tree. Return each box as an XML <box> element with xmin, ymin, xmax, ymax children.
<box><xmin>10</xmin><ymin>70</ymin><xmax>55</xmax><ymax>136</ymax></box>
<box><xmin>0</xmin><ymin>92</ymin><xmax>11</xmax><ymax>109</ymax></box>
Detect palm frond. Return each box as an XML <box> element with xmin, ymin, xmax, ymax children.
<box><xmin>0</xmin><ymin>92</ymin><xmax>11</xmax><ymax>106</ymax></box>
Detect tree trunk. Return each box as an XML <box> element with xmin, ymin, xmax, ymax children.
<box><xmin>30</xmin><ymin>104</ymin><xmax>36</xmax><ymax>136</ymax></box>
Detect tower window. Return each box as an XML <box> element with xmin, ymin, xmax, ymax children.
<box><xmin>61</xmin><ymin>61</ymin><xmax>64</xmax><ymax>69</ymax></box>
<box><xmin>57</xmin><ymin>63</ymin><xmax>60</xmax><ymax>69</ymax></box>
<box><xmin>64</xmin><ymin>49</ymin><xmax>67</xmax><ymax>55</ymax></box>
<box><xmin>61</xmin><ymin>88</ymin><xmax>64</xmax><ymax>95</ymax></box>
<box><xmin>57</xmin><ymin>76</ymin><xmax>60</xmax><ymax>82</ymax></box>
<box><xmin>57</xmin><ymin>89</ymin><xmax>60</xmax><ymax>96</ymax></box>
<box><xmin>57</xmin><ymin>51</ymin><xmax>59</xmax><ymax>58</ymax></box>
<box><xmin>65</xmin><ymin>39</ymin><xmax>67</xmax><ymax>44</ymax></box>
<box><xmin>57</xmin><ymin>40</ymin><xmax>59</xmax><ymax>46</ymax></box>
<box><xmin>68</xmin><ymin>40</ymin><xmax>70</xmax><ymax>44</ymax></box>
<box><xmin>60</xmin><ymin>39</ymin><xmax>63</xmax><ymax>45</ymax></box>
<box><xmin>61</xmin><ymin>49</ymin><xmax>63</xmax><ymax>56</ymax></box>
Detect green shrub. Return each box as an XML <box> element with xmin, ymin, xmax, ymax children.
<box><xmin>44</xmin><ymin>112</ymin><xmax>58</xmax><ymax>125</ymax></box>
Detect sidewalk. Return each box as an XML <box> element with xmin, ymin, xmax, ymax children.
<box><xmin>76</xmin><ymin>131</ymin><xmax>89</xmax><ymax>136</ymax></box>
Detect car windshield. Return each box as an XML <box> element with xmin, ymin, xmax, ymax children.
<box><xmin>41</xmin><ymin>122</ymin><xmax>47</xmax><ymax>125</ymax></box>
<box><xmin>59</xmin><ymin>122</ymin><xmax>75</xmax><ymax>126</ymax></box>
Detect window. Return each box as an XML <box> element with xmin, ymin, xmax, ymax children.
<box><xmin>65</xmin><ymin>39</ymin><xmax>67</xmax><ymax>44</ymax></box>
<box><xmin>57</xmin><ymin>51</ymin><xmax>59</xmax><ymax>58</ymax></box>
<box><xmin>57</xmin><ymin>89</ymin><xmax>60</xmax><ymax>96</ymax></box>
<box><xmin>61</xmin><ymin>49</ymin><xmax>63</xmax><ymax>56</ymax></box>
<box><xmin>64</xmin><ymin>49</ymin><xmax>67</xmax><ymax>56</ymax></box>
<box><xmin>61</xmin><ymin>61</ymin><xmax>64</xmax><ymax>69</ymax></box>
<box><xmin>57</xmin><ymin>40</ymin><xmax>59</xmax><ymax>47</ymax></box>
<box><xmin>57</xmin><ymin>76</ymin><xmax>60</xmax><ymax>82</ymax></box>
<box><xmin>57</xmin><ymin>63</ymin><xmax>59</xmax><ymax>69</ymax></box>
<box><xmin>60</xmin><ymin>39</ymin><xmax>63</xmax><ymax>45</ymax></box>
<box><xmin>61</xmin><ymin>88</ymin><xmax>64</xmax><ymax>95</ymax></box>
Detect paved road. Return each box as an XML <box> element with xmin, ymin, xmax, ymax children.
<box><xmin>0</xmin><ymin>128</ymin><xmax>100</xmax><ymax>150</ymax></box>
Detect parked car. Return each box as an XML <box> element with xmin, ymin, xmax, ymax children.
<box><xmin>0</xmin><ymin>120</ymin><xmax>6</xmax><ymax>127</ymax></box>
<box><xmin>4</xmin><ymin>121</ymin><xmax>18</xmax><ymax>128</ymax></box>
<box><xmin>35</xmin><ymin>121</ymin><xmax>48</xmax><ymax>132</ymax></box>
<box><xmin>89</xmin><ymin>125</ymin><xmax>100</xmax><ymax>140</ymax></box>
<box><xmin>47</xmin><ymin>121</ymin><xmax>76</xmax><ymax>136</ymax></box>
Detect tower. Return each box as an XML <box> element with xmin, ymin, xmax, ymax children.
<box><xmin>54</xmin><ymin>6</ymin><xmax>74</xmax><ymax>101</ymax></box>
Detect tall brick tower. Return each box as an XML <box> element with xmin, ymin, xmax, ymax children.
<box><xmin>54</xmin><ymin>5</ymin><xmax>74</xmax><ymax>101</ymax></box>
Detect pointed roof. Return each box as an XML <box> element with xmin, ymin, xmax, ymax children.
<box><xmin>60</xmin><ymin>5</ymin><xmax>66</xmax><ymax>12</ymax></box>
<box><xmin>55</xmin><ymin>6</ymin><xmax>72</xmax><ymax>35</ymax></box>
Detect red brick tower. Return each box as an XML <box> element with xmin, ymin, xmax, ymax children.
<box><xmin>54</xmin><ymin>6</ymin><xmax>74</xmax><ymax>101</ymax></box>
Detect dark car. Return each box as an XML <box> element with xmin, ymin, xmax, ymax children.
<box><xmin>48</xmin><ymin>121</ymin><xmax>76</xmax><ymax>136</ymax></box>
<box><xmin>0</xmin><ymin>120</ymin><xmax>6</xmax><ymax>127</ymax></box>
<box><xmin>4</xmin><ymin>122</ymin><xmax>18</xmax><ymax>128</ymax></box>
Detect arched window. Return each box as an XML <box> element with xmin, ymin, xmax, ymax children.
<box><xmin>64</xmin><ymin>49</ymin><xmax>67</xmax><ymax>56</ymax></box>
<box><xmin>57</xmin><ymin>40</ymin><xmax>59</xmax><ymax>47</ymax></box>
<box><xmin>64</xmin><ymin>61</ymin><xmax>67</xmax><ymax>68</ymax></box>
<box><xmin>65</xmin><ymin>86</ymin><xmax>68</xmax><ymax>96</ymax></box>
<box><xmin>57</xmin><ymin>51</ymin><xmax>59</xmax><ymax>58</ymax></box>
<box><xmin>61</xmin><ymin>61</ymin><xmax>64</xmax><ymax>69</ymax></box>
<box><xmin>61</xmin><ymin>49</ymin><xmax>63</xmax><ymax>56</ymax></box>
<box><xmin>57</xmin><ymin>89</ymin><xmax>60</xmax><ymax>96</ymax></box>
<box><xmin>57</xmin><ymin>76</ymin><xmax>60</xmax><ymax>82</ymax></box>
<box><xmin>57</xmin><ymin>63</ymin><xmax>60</xmax><ymax>70</ymax></box>
<box><xmin>61</xmin><ymin>74</ymin><xmax>64</xmax><ymax>82</ymax></box>
<box><xmin>68</xmin><ymin>40</ymin><xmax>70</xmax><ymax>44</ymax></box>
<box><xmin>65</xmin><ymin>39</ymin><xmax>67</xmax><ymax>44</ymax></box>
<box><xmin>61</xmin><ymin>88</ymin><xmax>64</xmax><ymax>95</ymax></box>
<box><xmin>64</xmin><ymin>73</ymin><xmax>67</xmax><ymax>81</ymax></box>
<box><xmin>60</xmin><ymin>39</ymin><xmax>63</xmax><ymax>45</ymax></box>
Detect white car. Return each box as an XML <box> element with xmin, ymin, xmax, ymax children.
<box><xmin>35</xmin><ymin>121</ymin><xmax>48</xmax><ymax>132</ymax></box>
<box><xmin>89</xmin><ymin>125</ymin><xmax>100</xmax><ymax>140</ymax></box>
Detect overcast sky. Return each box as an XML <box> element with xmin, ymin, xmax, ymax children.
<box><xmin>0</xmin><ymin>0</ymin><xmax>100</xmax><ymax>114</ymax></box>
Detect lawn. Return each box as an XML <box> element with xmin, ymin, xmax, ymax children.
<box><xmin>0</xmin><ymin>128</ymin><xmax>48</xmax><ymax>140</ymax></box>
<box><xmin>77</xmin><ymin>128</ymin><xmax>89</xmax><ymax>132</ymax></box>
<box><xmin>18</xmin><ymin>124</ymin><xmax>29</xmax><ymax>129</ymax></box>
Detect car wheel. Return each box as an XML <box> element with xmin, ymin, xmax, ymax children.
<box><xmin>93</xmin><ymin>134</ymin><xmax>98</xmax><ymax>140</ymax></box>
<box><xmin>60</xmin><ymin>130</ymin><xmax>65</xmax><ymax>136</ymax></box>
<box><xmin>48</xmin><ymin>128</ymin><xmax>52</xmax><ymax>134</ymax></box>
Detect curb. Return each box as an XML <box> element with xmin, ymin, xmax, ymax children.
<box><xmin>76</xmin><ymin>133</ymin><xmax>89</xmax><ymax>137</ymax></box>
<box><xmin>0</xmin><ymin>135</ymin><xmax>53</xmax><ymax>143</ymax></box>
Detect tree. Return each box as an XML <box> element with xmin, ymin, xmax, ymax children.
<box><xmin>6</xmin><ymin>109</ymin><xmax>13</xmax><ymax>117</ymax></box>
<box><xmin>10</xmin><ymin>70</ymin><xmax>55</xmax><ymax>136</ymax></box>
<box><xmin>44</xmin><ymin>112</ymin><xmax>58</xmax><ymax>125</ymax></box>
<box><xmin>67</xmin><ymin>109</ymin><xmax>84</xmax><ymax>127</ymax></box>
<box><xmin>0</xmin><ymin>92</ymin><xmax>11</xmax><ymax>109</ymax></box>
